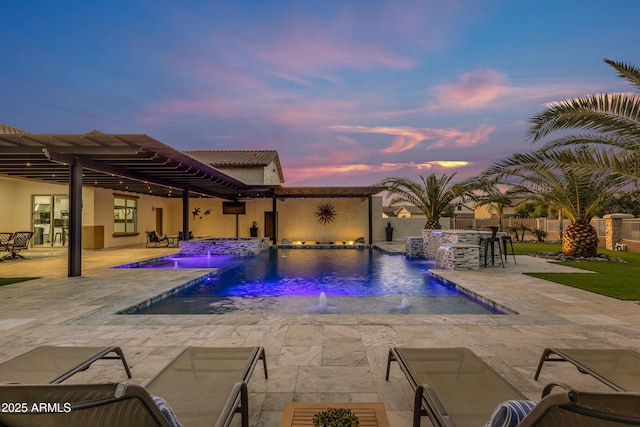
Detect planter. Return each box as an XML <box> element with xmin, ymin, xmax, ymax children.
<box><xmin>385</xmin><ymin>227</ymin><xmax>394</xmax><ymax>242</ymax></box>
<box><xmin>250</xmin><ymin>227</ymin><xmax>259</xmax><ymax>237</ymax></box>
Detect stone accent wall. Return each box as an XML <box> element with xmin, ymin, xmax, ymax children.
<box><xmin>404</xmin><ymin>236</ymin><xmax>424</xmax><ymax>258</ymax></box>
<box><xmin>423</xmin><ymin>230</ymin><xmax>442</xmax><ymax>259</ymax></box>
<box><xmin>179</xmin><ymin>237</ymin><xmax>270</xmax><ymax>256</ymax></box>
<box><xmin>422</xmin><ymin>230</ymin><xmax>489</xmax><ymax>270</ymax></box>
<box><xmin>434</xmin><ymin>244</ymin><xmax>480</xmax><ymax>270</ymax></box>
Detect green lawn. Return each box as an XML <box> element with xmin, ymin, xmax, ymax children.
<box><xmin>513</xmin><ymin>243</ymin><xmax>640</xmax><ymax>300</ymax></box>
<box><xmin>0</xmin><ymin>278</ymin><xmax>37</xmax><ymax>287</ymax></box>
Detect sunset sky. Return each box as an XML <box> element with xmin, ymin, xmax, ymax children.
<box><xmin>2</xmin><ymin>1</ymin><xmax>639</xmax><ymax>187</ymax></box>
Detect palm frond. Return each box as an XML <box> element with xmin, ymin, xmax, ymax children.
<box><xmin>605</xmin><ymin>58</ymin><xmax>640</xmax><ymax>92</ymax></box>
<box><xmin>528</xmin><ymin>93</ymin><xmax>640</xmax><ymax>143</ymax></box>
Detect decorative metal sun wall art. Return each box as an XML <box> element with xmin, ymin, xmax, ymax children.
<box><xmin>316</xmin><ymin>203</ymin><xmax>337</xmax><ymax>225</ymax></box>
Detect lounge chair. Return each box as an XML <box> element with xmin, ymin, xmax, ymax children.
<box><xmin>146</xmin><ymin>230</ymin><xmax>169</xmax><ymax>247</ymax></box>
<box><xmin>144</xmin><ymin>346</ymin><xmax>268</xmax><ymax>427</ymax></box>
<box><xmin>387</xmin><ymin>347</ymin><xmax>640</xmax><ymax>427</ymax></box>
<box><xmin>0</xmin><ymin>346</ymin><xmax>268</xmax><ymax>427</ymax></box>
<box><xmin>0</xmin><ymin>383</ymin><xmax>180</xmax><ymax>426</ymax></box>
<box><xmin>386</xmin><ymin>347</ymin><xmax>526</xmax><ymax>427</ymax></box>
<box><xmin>0</xmin><ymin>346</ymin><xmax>132</xmax><ymax>384</ymax></box>
<box><xmin>2</xmin><ymin>231</ymin><xmax>33</xmax><ymax>259</ymax></box>
<box><xmin>534</xmin><ymin>347</ymin><xmax>640</xmax><ymax>391</ymax></box>
<box><xmin>491</xmin><ymin>383</ymin><xmax>640</xmax><ymax>427</ymax></box>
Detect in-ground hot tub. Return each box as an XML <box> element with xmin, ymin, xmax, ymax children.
<box><xmin>179</xmin><ymin>237</ymin><xmax>270</xmax><ymax>256</ymax></box>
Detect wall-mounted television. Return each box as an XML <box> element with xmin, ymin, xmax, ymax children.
<box><xmin>222</xmin><ymin>201</ymin><xmax>246</xmax><ymax>215</ymax></box>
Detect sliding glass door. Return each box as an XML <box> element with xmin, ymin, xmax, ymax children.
<box><xmin>32</xmin><ymin>195</ymin><xmax>69</xmax><ymax>247</ymax></box>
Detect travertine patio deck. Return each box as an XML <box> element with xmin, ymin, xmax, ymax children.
<box><xmin>1</xmin><ymin>244</ymin><xmax>639</xmax><ymax>426</ymax></box>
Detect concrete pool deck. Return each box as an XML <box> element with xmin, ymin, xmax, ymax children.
<box><xmin>0</xmin><ymin>243</ymin><xmax>639</xmax><ymax>426</ymax></box>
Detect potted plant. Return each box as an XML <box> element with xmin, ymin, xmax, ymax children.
<box><xmin>250</xmin><ymin>221</ymin><xmax>259</xmax><ymax>237</ymax></box>
<box><xmin>312</xmin><ymin>407</ymin><xmax>359</xmax><ymax>427</ymax></box>
<box><xmin>385</xmin><ymin>221</ymin><xmax>394</xmax><ymax>242</ymax></box>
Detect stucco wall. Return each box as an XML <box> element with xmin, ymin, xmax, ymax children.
<box><xmin>182</xmin><ymin>198</ymin><xmax>273</xmax><ymax>238</ymax></box>
<box><xmin>0</xmin><ymin>176</ymin><xmax>94</xmax><ymax>231</ymax></box>
<box><xmin>278</xmin><ymin>198</ymin><xmax>370</xmax><ymax>242</ymax></box>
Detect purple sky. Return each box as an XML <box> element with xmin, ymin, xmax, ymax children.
<box><xmin>2</xmin><ymin>1</ymin><xmax>639</xmax><ymax>186</ymax></box>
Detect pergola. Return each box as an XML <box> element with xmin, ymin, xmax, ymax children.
<box><xmin>0</xmin><ymin>129</ymin><xmax>270</xmax><ymax>276</ymax></box>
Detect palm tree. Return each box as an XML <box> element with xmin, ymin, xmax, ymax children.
<box><xmin>379</xmin><ymin>173</ymin><xmax>471</xmax><ymax>229</ymax></box>
<box><xmin>528</xmin><ymin>58</ymin><xmax>640</xmax><ymax>181</ymax></box>
<box><xmin>481</xmin><ymin>148</ymin><xmax>627</xmax><ymax>257</ymax></box>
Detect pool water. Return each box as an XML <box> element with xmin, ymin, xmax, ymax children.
<box><xmin>125</xmin><ymin>249</ymin><xmax>505</xmax><ymax>315</ymax></box>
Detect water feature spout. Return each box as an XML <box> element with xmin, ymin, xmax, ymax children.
<box><xmin>207</xmin><ymin>250</ymin><xmax>211</xmax><ymax>258</ymax></box>
<box><xmin>435</xmin><ymin>245</ymin><xmax>453</xmax><ymax>269</ymax></box>
<box><xmin>318</xmin><ymin>292</ymin><xmax>328</xmax><ymax>312</ymax></box>
<box><xmin>397</xmin><ymin>297</ymin><xmax>411</xmax><ymax>313</ymax></box>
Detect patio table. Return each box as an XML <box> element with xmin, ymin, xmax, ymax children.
<box><xmin>279</xmin><ymin>402</ymin><xmax>389</xmax><ymax>427</ymax></box>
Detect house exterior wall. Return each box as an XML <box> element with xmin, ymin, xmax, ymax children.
<box><xmin>0</xmin><ymin>176</ymin><xmax>95</xmax><ymax>231</ymax></box>
<box><xmin>182</xmin><ymin>197</ymin><xmax>273</xmax><ymax>238</ymax></box>
<box><xmin>0</xmin><ymin>176</ymin><xmax>428</xmax><ymax>247</ymax></box>
<box><xmin>263</xmin><ymin>160</ymin><xmax>282</xmax><ymax>185</ymax></box>
<box><xmin>473</xmin><ymin>204</ymin><xmax>518</xmax><ymax>219</ymax></box>
<box><xmin>214</xmin><ymin>162</ymin><xmax>283</xmax><ymax>186</ymax></box>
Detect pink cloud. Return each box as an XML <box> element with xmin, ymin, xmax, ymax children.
<box><xmin>426</xmin><ymin>68</ymin><xmax>607</xmax><ymax>112</ymax></box>
<box><xmin>283</xmin><ymin>160</ymin><xmax>472</xmax><ymax>185</ymax></box>
<box><xmin>329</xmin><ymin>123</ymin><xmax>495</xmax><ymax>153</ymax></box>
<box><xmin>237</xmin><ymin>15</ymin><xmax>415</xmax><ymax>83</ymax></box>
<box><xmin>428</xmin><ymin>68</ymin><xmax>509</xmax><ymax>111</ymax></box>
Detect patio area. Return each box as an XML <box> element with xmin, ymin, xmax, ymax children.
<box><xmin>1</xmin><ymin>244</ymin><xmax>639</xmax><ymax>426</ymax></box>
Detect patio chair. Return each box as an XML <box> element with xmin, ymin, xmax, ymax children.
<box><xmin>2</xmin><ymin>231</ymin><xmax>33</xmax><ymax>259</ymax></box>
<box><xmin>0</xmin><ymin>231</ymin><xmax>12</xmax><ymax>257</ymax></box>
<box><xmin>486</xmin><ymin>382</ymin><xmax>640</xmax><ymax>427</ymax></box>
<box><xmin>0</xmin><ymin>347</ymin><xmax>267</xmax><ymax>427</ymax></box>
<box><xmin>146</xmin><ymin>230</ymin><xmax>169</xmax><ymax>247</ymax></box>
<box><xmin>0</xmin><ymin>383</ymin><xmax>182</xmax><ymax>426</ymax></box>
<box><xmin>0</xmin><ymin>346</ymin><xmax>132</xmax><ymax>384</ymax></box>
<box><xmin>386</xmin><ymin>347</ymin><xmax>526</xmax><ymax>427</ymax></box>
<box><xmin>144</xmin><ymin>346</ymin><xmax>268</xmax><ymax>427</ymax></box>
<box><xmin>534</xmin><ymin>347</ymin><xmax>640</xmax><ymax>391</ymax></box>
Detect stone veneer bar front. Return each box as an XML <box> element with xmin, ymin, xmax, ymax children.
<box><xmin>179</xmin><ymin>237</ymin><xmax>270</xmax><ymax>256</ymax></box>
<box><xmin>402</xmin><ymin>229</ymin><xmax>504</xmax><ymax>270</ymax></box>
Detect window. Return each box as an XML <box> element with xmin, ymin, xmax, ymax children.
<box><xmin>114</xmin><ymin>196</ymin><xmax>137</xmax><ymax>234</ymax></box>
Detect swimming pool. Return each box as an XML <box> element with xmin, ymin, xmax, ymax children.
<box><xmin>120</xmin><ymin>248</ymin><xmax>506</xmax><ymax>315</ymax></box>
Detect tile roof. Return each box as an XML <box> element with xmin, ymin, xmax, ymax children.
<box><xmin>184</xmin><ymin>150</ymin><xmax>279</xmax><ymax>166</ymax></box>
<box><xmin>0</xmin><ymin>123</ymin><xmax>29</xmax><ymax>134</ymax></box>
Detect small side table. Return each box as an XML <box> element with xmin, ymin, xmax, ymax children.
<box><xmin>166</xmin><ymin>236</ymin><xmax>179</xmax><ymax>247</ymax></box>
<box><xmin>279</xmin><ymin>402</ymin><xmax>389</xmax><ymax>427</ymax></box>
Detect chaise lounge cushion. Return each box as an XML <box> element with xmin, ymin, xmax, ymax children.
<box><xmin>483</xmin><ymin>400</ymin><xmax>537</xmax><ymax>427</ymax></box>
<box><xmin>152</xmin><ymin>396</ymin><xmax>184</xmax><ymax>427</ymax></box>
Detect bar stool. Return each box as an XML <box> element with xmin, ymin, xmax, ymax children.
<box><xmin>481</xmin><ymin>227</ymin><xmax>504</xmax><ymax>268</ymax></box>
<box><xmin>501</xmin><ymin>235</ymin><xmax>516</xmax><ymax>264</ymax></box>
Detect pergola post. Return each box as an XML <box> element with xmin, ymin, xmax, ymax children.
<box><xmin>272</xmin><ymin>196</ymin><xmax>278</xmax><ymax>243</ymax></box>
<box><xmin>68</xmin><ymin>157</ymin><xmax>83</xmax><ymax>277</ymax></box>
<box><xmin>182</xmin><ymin>186</ymin><xmax>190</xmax><ymax>240</ymax></box>
<box><xmin>368</xmin><ymin>195</ymin><xmax>373</xmax><ymax>244</ymax></box>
